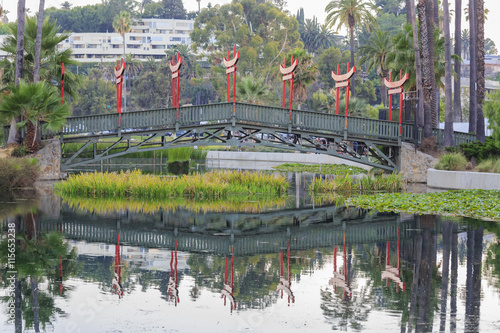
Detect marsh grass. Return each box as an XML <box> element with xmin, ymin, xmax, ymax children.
<box><xmin>476</xmin><ymin>158</ymin><xmax>500</xmax><ymax>173</ymax></box>
<box><xmin>55</xmin><ymin>169</ymin><xmax>289</xmax><ymax>199</ymax></box>
<box><xmin>312</xmin><ymin>172</ymin><xmax>404</xmax><ymax>193</ymax></box>
<box><xmin>274</xmin><ymin>163</ymin><xmax>367</xmax><ymax>175</ymax></box>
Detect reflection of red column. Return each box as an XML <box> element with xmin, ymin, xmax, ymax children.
<box><xmin>168</xmin><ymin>240</ymin><xmax>180</xmax><ymax>306</ymax></box>
<box><xmin>277</xmin><ymin>241</ymin><xmax>294</xmax><ymax>305</ymax></box>
<box><xmin>382</xmin><ymin>228</ymin><xmax>405</xmax><ymax>292</ymax></box>
<box><xmin>113</xmin><ymin>233</ymin><xmax>124</xmax><ymax>298</ymax></box>
<box><xmin>222</xmin><ymin>250</ymin><xmax>237</xmax><ymax>312</ymax></box>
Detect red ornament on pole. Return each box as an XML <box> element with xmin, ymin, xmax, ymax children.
<box><xmin>169</xmin><ymin>53</ymin><xmax>183</xmax><ymax>119</ymax></box>
<box><xmin>331</xmin><ymin>63</ymin><xmax>356</xmax><ymax>129</ymax></box>
<box><xmin>383</xmin><ymin>71</ymin><xmax>409</xmax><ymax>135</ymax></box>
<box><xmin>223</xmin><ymin>46</ymin><xmax>240</xmax><ymax>105</ymax></box>
<box><xmin>114</xmin><ymin>58</ymin><xmax>126</xmax><ymax>126</ymax></box>
<box><xmin>61</xmin><ymin>63</ymin><xmax>65</xmax><ymax>105</ymax></box>
<box><xmin>280</xmin><ymin>56</ymin><xmax>299</xmax><ymax>120</ymax></box>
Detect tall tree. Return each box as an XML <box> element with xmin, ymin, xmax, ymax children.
<box><xmin>113</xmin><ymin>11</ymin><xmax>131</xmax><ymax>112</ymax></box>
<box><xmin>443</xmin><ymin>0</ymin><xmax>455</xmax><ymax>146</ymax></box>
<box><xmin>417</xmin><ymin>0</ymin><xmax>436</xmax><ymax>138</ymax></box>
<box><xmin>468</xmin><ymin>0</ymin><xmax>477</xmax><ymax>133</ymax></box>
<box><xmin>407</xmin><ymin>0</ymin><xmax>424</xmax><ymax>126</ymax></box>
<box><xmin>476</xmin><ymin>0</ymin><xmax>485</xmax><ymax>142</ymax></box>
<box><xmin>325</xmin><ymin>0</ymin><xmax>378</xmax><ymax>98</ymax></box>
<box><xmin>33</xmin><ymin>0</ymin><xmax>46</xmax><ymax>83</ymax></box>
<box><xmin>454</xmin><ymin>0</ymin><xmax>462</xmax><ymax>122</ymax></box>
<box><xmin>358</xmin><ymin>29</ymin><xmax>391</xmax><ymax>106</ymax></box>
<box><xmin>161</xmin><ymin>0</ymin><xmax>186</xmax><ymax>19</ymax></box>
<box><xmin>8</xmin><ymin>0</ymin><xmax>27</xmax><ymax>146</ymax></box>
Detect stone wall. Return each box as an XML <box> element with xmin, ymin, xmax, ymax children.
<box><xmin>399</xmin><ymin>142</ymin><xmax>438</xmax><ymax>183</ymax></box>
<box><xmin>34</xmin><ymin>138</ymin><xmax>66</xmax><ymax>180</ymax></box>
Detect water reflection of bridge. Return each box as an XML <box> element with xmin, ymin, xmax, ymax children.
<box><xmin>40</xmin><ymin>207</ymin><xmax>418</xmax><ymax>256</ymax></box>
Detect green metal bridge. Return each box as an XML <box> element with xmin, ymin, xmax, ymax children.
<box><xmin>49</xmin><ymin>102</ymin><xmax>476</xmax><ymax>172</ymax></box>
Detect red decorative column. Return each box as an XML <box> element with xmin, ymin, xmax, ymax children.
<box><xmin>169</xmin><ymin>53</ymin><xmax>183</xmax><ymax>120</ymax></box>
<box><xmin>114</xmin><ymin>59</ymin><xmax>126</xmax><ymax>126</ymax></box>
<box><xmin>331</xmin><ymin>63</ymin><xmax>356</xmax><ymax>137</ymax></box>
<box><xmin>383</xmin><ymin>71</ymin><xmax>409</xmax><ymax>136</ymax></box>
<box><xmin>280</xmin><ymin>56</ymin><xmax>299</xmax><ymax>121</ymax></box>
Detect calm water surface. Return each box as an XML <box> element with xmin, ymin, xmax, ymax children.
<box><xmin>1</xmin><ymin>174</ymin><xmax>499</xmax><ymax>333</ymax></box>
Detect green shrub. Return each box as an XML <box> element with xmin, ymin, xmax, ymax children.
<box><xmin>455</xmin><ymin>137</ymin><xmax>500</xmax><ymax>162</ymax></box>
<box><xmin>0</xmin><ymin>158</ymin><xmax>39</xmax><ymax>194</ymax></box>
<box><xmin>11</xmin><ymin>145</ymin><xmax>29</xmax><ymax>157</ymax></box>
<box><xmin>435</xmin><ymin>153</ymin><xmax>467</xmax><ymax>171</ymax></box>
<box><xmin>493</xmin><ymin>160</ymin><xmax>500</xmax><ymax>173</ymax></box>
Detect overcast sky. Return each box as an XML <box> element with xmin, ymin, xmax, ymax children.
<box><xmin>3</xmin><ymin>0</ymin><xmax>500</xmax><ymax>51</ymax></box>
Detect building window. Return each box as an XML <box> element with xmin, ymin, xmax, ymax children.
<box><xmin>126</xmin><ymin>44</ymin><xmax>140</xmax><ymax>49</ymax></box>
<box><xmin>152</xmin><ymin>45</ymin><xmax>166</xmax><ymax>49</ymax></box>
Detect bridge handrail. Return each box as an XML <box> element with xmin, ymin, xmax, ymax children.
<box><xmin>48</xmin><ymin>102</ymin><xmax>477</xmax><ymax>146</ymax></box>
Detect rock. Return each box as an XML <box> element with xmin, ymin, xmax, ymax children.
<box><xmin>34</xmin><ymin>138</ymin><xmax>67</xmax><ymax>180</ymax></box>
<box><xmin>400</xmin><ymin>142</ymin><xmax>438</xmax><ymax>183</ymax></box>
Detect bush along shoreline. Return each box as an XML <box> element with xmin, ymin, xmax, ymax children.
<box><xmin>0</xmin><ymin>158</ymin><xmax>39</xmax><ymax>195</ymax></box>
<box><xmin>55</xmin><ymin>169</ymin><xmax>289</xmax><ymax>199</ymax></box>
<box><xmin>311</xmin><ymin>173</ymin><xmax>404</xmax><ymax>193</ymax></box>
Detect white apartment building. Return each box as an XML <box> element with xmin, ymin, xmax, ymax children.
<box><xmin>0</xmin><ymin>18</ymin><xmax>194</xmax><ymax>62</ymax></box>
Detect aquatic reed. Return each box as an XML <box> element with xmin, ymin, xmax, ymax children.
<box><xmin>312</xmin><ymin>172</ymin><xmax>404</xmax><ymax>193</ymax></box>
<box><xmin>55</xmin><ymin>169</ymin><xmax>289</xmax><ymax>199</ymax></box>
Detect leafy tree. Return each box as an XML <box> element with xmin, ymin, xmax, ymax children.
<box><xmin>161</xmin><ymin>0</ymin><xmax>186</xmax><ymax>19</ymax></box>
<box><xmin>484</xmin><ymin>90</ymin><xmax>500</xmax><ymax>148</ymax></box>
<box><xmin>99</xmin><ymin>0</ymin><xmax>138</xmax><ymax>32</ymax></box>
<box><xmin>317</xmin><ymin>46</ymin><xmax>351</xmax><ymax>89</ymax></box>
<box><xmin>484</xmin><ymin>38</ymin><xmax>497</xmax><ymax>55</ymax></box>
<box><xmin>72</xmin><ymin>68</ymin><xmax>117</xmax><ymax>116</ymax></box>
<box><xmin>131</xmin><ymin>63</ymin><xmax>172</xmax><ymax>109</ymax></box>
<box><xmin>190</xmin><ymin>0</ymin><xmax>301</xmax><ymax>80</ymax></box>
<box><xmin>61</xmin><ymin>1</ymin><xmax>72</xmax><ymax>10</ymax></box>
<box><xmin>45</xmin><ymin>5</ymin><xmax>108</xmax><ymax>33</ymax></box>
<box><xmin>358</xmin><ymin>29</ymin><xmax>392</xmax><ymax>106</ymax></box>
<box><xmin>142</xmin><ymin>2</ymin><xmax>164</xmax><ymax>18</ymax></box>
<box><xmin>325</xmin><ymin>0</ymin><xmax>378</xmax><ymax>98</ymax></box>
<box><xmin>374</xmin><ymin>0</ymin><xmax>405</xmax><ymax>15</ymax></box>
<box><xmin>0</xmin><ymin>80</ymin><xmax>70</xmax><ymax>152</ymax></box>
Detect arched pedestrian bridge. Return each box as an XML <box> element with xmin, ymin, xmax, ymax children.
<box><xmin>50</xmin><ymin>103</ymin><xmax>475</xmax><ymax>172</ymax></box>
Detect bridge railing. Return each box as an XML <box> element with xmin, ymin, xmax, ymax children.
<box><xmin>52</xmin><ymin>102</ymin><xmax>477</xmax><ymax>147</ymax></box>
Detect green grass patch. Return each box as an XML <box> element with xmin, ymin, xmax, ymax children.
<box><xmin>435</xmin><ymin>152</ymin><xmax>468</xmax><ymax>171</ymax></box>
<box><xmin>274</xmin><ymin>163</ymin><xmax>367</xmax><ymax>175</ymax></box>
<box><xmin>346</xmin><ymin>190</ymin><xmax>500</xmax><ymax>221</ymax></box>
<box><xmin>476</xmin><ymin>158</ymin><xmax>500</xmax><ymax>173</ymax></box>
<box><xmin>312</xmin><ymin>173</ymin><xmax>404</xmax><ymax>193</ymax></box>
<box><xmin>55</xmin><ymin>169</ymin><xmax>289</xmax><ymax>199</ymax></box>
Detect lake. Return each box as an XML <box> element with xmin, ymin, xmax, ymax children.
<box><xmin>0</xmin><ymin>173</ymin><xmax>499</xmax><ymax>332</ymax></box>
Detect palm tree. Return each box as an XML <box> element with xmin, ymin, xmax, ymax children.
<box><xmin>325</xmin><ymin>0</ymin><xmax>378</xmax><ymax>98</ymax></box>
<box><xmin>443</xmin><ymin>0</ymin><xmax>455</xmax><ymax>147</ymax></box>
<box><xmin>417</xmin><ymin>0</ymin><xmax>436</xmax><ymax>138</ymax></box>
<box><xmin>358</xmin><ymin>29</ymin><xmax>391</xmax><ymax>107</ymax></box>
<box><xmin>124</xmin><ymin>53</ymin><xmax>143</xmax><ymax>92</ymax></box>
<box><xmin>476</xmin><ymin>0</ymin><xmax>485</xmax><ymax>142</ymax></box>
<box><xmin>461</xmin><ymin>29</ymin><xmax>470</xmax><ymax>59</ymax></box>
<box><xmin>1</xmin><ymin>16</ymin><xmax>79</xmax><ymax>96</ymax></box>
<box><xmin>468</xmin><ymin>0</ymin><xmax>477</xmax><ymax>133</ymax></box>
<box><xmin>408</xmin><ymin>0</ymin><xmax>424</xmax><ymax>127</ymax></box>
<box><xmin>0</xmin><ymin>81</ymin><xmax>70</xmax><ymax>152</ymax></box>
<box><xmin>236</xmin><ymin>77</ymin><xmax>269</xmax><ymax>105</ymax></box>
<box><xmin>113</xmin><ymin>11</ymin><xmax>132</xmax><ymax>112</ymax></box>
<box><xmin>8</xmin><ymin>0</ymin><xmax>27</xmax><ymax>146</ymax></box>
<box><xmin>166</xmin><ymin>44</ymin><xmax>197</xmax><ymax>78</ymax></box>
<box><xmin>285</xmin><ymin>49</ymin><xmax>318</xmax><ymax>109</ymax></box>
<box><xmin>33</xmin><ymin>0</ymin><xmax>46</xmax><ymax>83</ymax></box>
<box><xmin>454</xmin><ymin>0</ymin><xmax>462</xmax><ymax>122</ymax></box>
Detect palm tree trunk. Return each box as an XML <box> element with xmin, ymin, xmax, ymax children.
<box><xmin>380</xmin><ymin>70</ymin><xmax>387</xmax><ymax>107</ymax></box>
<box><xmin>8</xmin><ymin>0</ymin><xmax>26</xmax><ymax>146</ymax></box>
<box><xmin>443</xmin><ymin>0</ymin><xmax>455</xmax><ymax>146</ymax></box>
<box><xmin>476</xmin><ymin>0</ymin><xmax>485</xmax><ymax>142</ymax></box>
<box><xmin>349</xmin><ymin>26</ymin><xmax>356</xmax><ymax>98</ymax></box>
<box><xmin>123</xmin><ymin>35</ymin><xmax>127</xmax><ymax>113</ymax></box>
<box><xmin>409</xmin><ymin>0</ymin><xmax>424</xmax><ymax>127</ymax></box>
<box><xmin>406</xmin><ymin>0</ymin><xmax>412</xmax><ymax>23</ymax></box>
<box><xmin>468</xmin><ymin>0</ymin><xmax>477</xmax><ymax>133</ymax></box>
<box><xmin>33</xmin><ymin>0</ymin><xmax>45</xmax><ymax>83</ymax></box>
<box><xmin>418</xmin><ymin>0</ymin><xmax>435</xmax><ymax>137</ymax></box>
<box><xmin>454</xmin><ymin>0</ymin><xmax>462</xmax><ymax>122</ymax></box>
